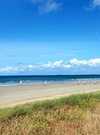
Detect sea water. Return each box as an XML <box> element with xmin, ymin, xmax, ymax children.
<box><xmin>0</xmin><ymin>75</ymin><xmax>100</xmax><ymax>86</ymax></box>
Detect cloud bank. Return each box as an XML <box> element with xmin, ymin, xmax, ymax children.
<box><xmin>0</xmin><ymin>58</ymin><xmax>100</xmax><ymax>74</ymax></box>
<box><xmin>32</xmin><ymin>0</ymin><xmax>62</xmax><ymax>14</ymax></box>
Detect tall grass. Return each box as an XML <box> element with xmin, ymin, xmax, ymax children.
<box><xmin>0</xmin><ymin>92</ymin><xmax>100</xmax><ymax>135</ymax></box>
<box><xmin>0</xmin><ymin>92</ymin><xmax>100</xmax><ymax>119</ymax></box>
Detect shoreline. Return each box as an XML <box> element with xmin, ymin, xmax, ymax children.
<box><xmin>0</xmin><ymin>80</ymin><xmax>100</xmax><ymax>108</ymax></box>
<box><xmin>0</xmin><ymin>78</ymin><xmax>100</xmax><ymax>87</ymax></box>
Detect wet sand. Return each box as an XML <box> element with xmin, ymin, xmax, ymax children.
<box><xmin>0</xmin><ymin>80</ymin><xmax>100</xmax><ymax>108</ymax></box>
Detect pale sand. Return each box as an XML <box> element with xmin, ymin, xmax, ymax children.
<box><xmin>0</xmin><ymin>80</ymin><xmax>100</xmax><ymax>108</ymax></box>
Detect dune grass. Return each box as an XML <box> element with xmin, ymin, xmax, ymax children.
<box><xmin>0</xmin><ymin>92</ymin><xmax>100</xmax><ymax>135</ymax></box>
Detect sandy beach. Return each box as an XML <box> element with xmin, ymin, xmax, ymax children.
<box><xmin>0</xmin><ymin>80</ymin><xmax>100</xmax><ymax>108</ymax></box>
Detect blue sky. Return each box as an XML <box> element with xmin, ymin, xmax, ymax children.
<box><xmin>0</xmin><ymin>0</ymin><xmax>100</xmax><ymax>75</ymax></box>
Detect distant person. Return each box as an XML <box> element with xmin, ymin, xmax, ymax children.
<box><xmin>44</xmin><ymin>81</ymin><xmax>47</xmax><ymax>85</ymax></box>
<box><xmin>19</xmin><ymin>80</ymin><xmax>23</xmax><ymax>85</ymax></box>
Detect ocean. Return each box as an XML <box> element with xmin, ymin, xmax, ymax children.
<box><xmin>0</xmin><ymin>75</ymin><xmax>100</xmax><ymax>86</ymax></box>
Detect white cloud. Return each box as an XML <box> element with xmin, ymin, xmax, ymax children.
<box><xmin>42</xmin><ymin>60</ymin><xmax>72</xmax><ymax>69</ymax></box>
<box><xmin>69</xmin><ymin>58</ymin><xmax>100</xmax><ymax>67</ymax></box>
<box><xmin>0</xmin><ymin>58</ymin><xmax>100</xmax><ymax>73</ymax></box>
<box><xmin>70</xmin><ymin>58</ymin><xmax>88</xmax><ymax>66</ymax></box>
<box><xmin>32</xmin><ymin>0</ymin><xmax>62</xmax><ymax>14</ymax></box>
<box><xmin>85</xmin><ymin>0</ymin><xmax>100</xmax><ymax>10</ymax></box>
<box><xmin>93</xmin><ymin>0</ymin><xmax>100</xmax><ymax>7</ymax></box>
<box><xmin>0</xmin><ymin>64</ymin><xmax>37</xmax><ymax>73</ymax></box>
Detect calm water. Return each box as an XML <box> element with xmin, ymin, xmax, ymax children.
<box><xmin>0</xmin><ymin>75</ymin><xmax>100</xmax><ymax>86</ymax></box>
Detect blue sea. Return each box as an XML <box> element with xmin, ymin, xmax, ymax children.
<box><xmin>0</xmin><ymin>75</ymin><xmax>100</xmax><ymax>86</ymax></box>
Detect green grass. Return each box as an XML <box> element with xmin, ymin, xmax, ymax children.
<box><xmin>0</xmin><ymin>92</ymin><xmax>100</xmax><ymax>135</ymax></box>
<box><xmin>0</xmin><ymin>91</ymin><xmax>100</xmax><ymax>120</ymax></box>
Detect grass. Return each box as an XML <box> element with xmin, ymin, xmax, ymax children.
<box><xmin>0</xmin><ymin>91</ymin><xmax>100</xmax><ymax>135</ymax></box>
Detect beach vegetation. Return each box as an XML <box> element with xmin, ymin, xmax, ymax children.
<box><xmin>0</xmin><ymin>92</ymin><xmax>100</xmax><ymax>135</ymax></box>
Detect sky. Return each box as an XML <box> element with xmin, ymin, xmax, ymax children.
<box><xmin>0</xmin><ymin>0</ymin><xmax>100</xmax><ymax>75</ymax></box>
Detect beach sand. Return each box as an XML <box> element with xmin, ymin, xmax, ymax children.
<box><xmin>0</xmin><ymin>80</ymin><xmax>100</xmax><ymax>108</ymax></box>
